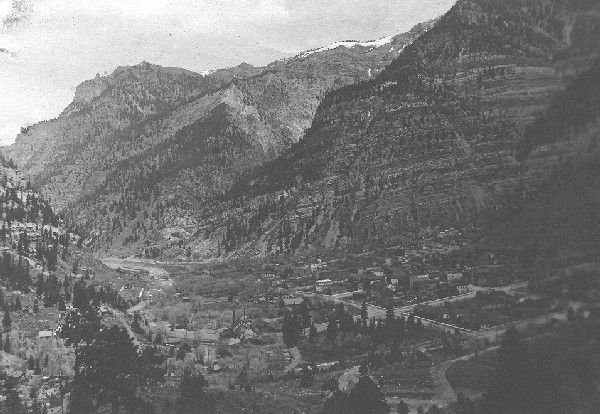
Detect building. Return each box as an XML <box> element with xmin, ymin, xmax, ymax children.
<box><xmin>197</xmin><ymin>329</ymin><xmax>219</xmax><ymax>346</ymax></box>
<box><xmin>231</xmin><ymin>319</ymin><xmax>258</xmax><ymax>340</ymax></box>
<box><xmin>38</xmin><ymin>330</ymin><xmax>55</xmax><ymax>339</ymax></box>
<box><xmin>315</xmin><ymin>279</ymin><xmax>333</xmax><ymax>292</ymax></box>
<box><xmin>409</xmin><ymin>274</ymin><xmax>431</xmax><ymax>289</ymax></box>
<box><xmin>282</xmin><ymin>297</ymin><xmax>305</xmax><ymax>307</ymax></box>
<box><xmin>447</xmin><ymin>272</ymin><xmax>464</xmax><ymax>283</ymax></box>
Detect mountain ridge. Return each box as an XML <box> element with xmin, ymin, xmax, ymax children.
<box><xmin>2</xmin><ymin>21</ymin><xmax>436</xmax><ymax>253</ymax></box>
<box><xmin>184</xmin><ymin>0</ymin><xmax>600</xmax><ymax>260</ymax></box>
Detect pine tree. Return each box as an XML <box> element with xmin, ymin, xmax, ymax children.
<box><xmin>73</xmin><ymin>326</ymin><xmax>143</xmax><ymax>413</ymax></box>
<box><xmin>309</xmin><ymin>323</ymin><xmax>318</xmax><ymax>343</ymax></box>
<box><xmin>4</xmin><ymin>377</ymin><xmax>25</xmax><ymax>414</ymax></box>
<box><xmin>322</xmin><ymin>390</ymin><xmax>349</xmax><ymax>414</ymax></box>
<box><xmin>361</xmin><ymin>301</ymin><xmax>369</xmax><ymax>328</ymax></box>
<box><xmin>13</xmin><ymin>296</ymin><xmax>21</xmax><ymax>311</ymax></box>
<box><xmin>4</xmin><ymin>334</ymin><xmax>11</xmax><ymax>353</ymax></box>
<box><xmin>346</xmin><ymin>375</ymin><xmax>389</xmax><ymax>414</ymax></box>
<box><xmin>282</xmin><ymin>312</ymin><xmax>300</xmax><ymax>348</ymax></box>
<box><xmin>176</xmin><ymin>369</ymin><xmax>215</xmax><ymax>414</ymax></box>
<box><xmin>3</xmin><ymin>308</ymin><xmax>11</xmax><ymax>332</ymax></box>
<box><xmin>397</xmin><ymin>400</ymin><xmax>409</xmax><ymax>414</ymax></box>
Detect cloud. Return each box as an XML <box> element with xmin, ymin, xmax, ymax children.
<box><xmin>1</xmin><ymin>0</ymin><xmax>33</xmax><ymax>29</ymax></box>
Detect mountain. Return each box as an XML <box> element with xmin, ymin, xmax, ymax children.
<box><xmin>185</xmin><ymin>0</ymin><xmax>600</xmax><ymax>259</ymax></box>
<box><xmin>489</xmin><ymin>59</ymin><xmax>600</xmax><ymax>266</ymax></box>
<box><xmin>1</xmin><ymin>22</ymin><xmax>435</xmax><ymax>253</ymax></box>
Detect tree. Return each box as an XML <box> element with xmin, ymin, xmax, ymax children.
<box><xmin>322</xmin><ymin>390</ymin><xmax>349</xmax><ymax>414</ymax></box>
<box><xmin>346</xmin><ymin>375</ymin><xmax>389</xmax><ymax>414</ymax></box>
<box><xmin>4</xmin><ymin>377</ymin><xmax>25</xmax><ymax>414</ymax></box>
<box><xmin>59</xmin><ymin>307</ymin><xmax>101</xmax><ymax>346</ymax></box>
<box><xmin>58</xmin><ymin>296</ymin><xmax>66</xmax><ymax>312</ymax></box>
<box><xmin>3</xmin><ymin>333</ymin><xmax>10</xmax><ymax>353</ymax></box>
<box><xmin>454</xmin><ymin>392</ymin><xmax>475</xmax><ymax>414</ymax></box>
<box><xmin>3</xmin><ymin>308</ymin><xmax>11</xmax><ymax>332</ymax></box>
<box><xmin>17</xmin><ymin>230</ymin><xmax>29</xmax><ymax>255</ymax></box>
<box><xmin>73</xmin><ymin>326</ymin><xmax>142</xmax><ymax>414</ymax></box>
<box><xmin>176</xmin><ymin>369</ymin><xmax>215</xmax><ymax>414</ymax></box>
<box><xmin>69</xmin><ymin>374</ymin><xmax>95</xmax><ymax>414</ymax></box>
<box><xmin>385</xmin><ymin>303</ymin><xmax>395</xmax><ymax>326</ymax></box>
<box><xmin>427</xmin><ymin>405</ymin><xmax>440</xmax><ymax>414</ymax></box>
<box><xmin>482</xmin><ymin>326</ymin><xmax>559</xmax><ymax>414</ymax></box>
<box><xmin>397</xmin><ymin>400</ymin><xmax>409</xmax><ymax>414</ymax></box>
<box><xmin>298</xmin><ymin>299</ymin><xmax>311</xmax><ymax>328</ymax></box>
<box><xmin>309</xmin><ymin>323</ymin><xmax>318</xmax><ymax>342</ymax></box>
<box><xmin>326</xmin><ymin>319</ymin><xmax>339</xmax><ymax>343</ymax></box>
<box><xmin>282</xmin><ymin>312</ymin><xmax>300</xmax><ymax>348</ymax></box>
<box><xmin>299</xmin><ymin>369</ymin><xmax>314</xmax><ymax>388</ymax></box>
<box><xmin>13</xmin><ymin>296</ymin><xmax>21</xmax><ymax>311</ymax></box>
<box><xmin>361</xmin><ymin>301</ymin><xmax>369</xmax><ymax>328</ymax></box>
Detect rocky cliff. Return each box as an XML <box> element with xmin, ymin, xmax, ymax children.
<box><xmin>187</xmin><ymin>0</ymin><xmax>600</xmax><ymax>260</ymax></box>
<box><xmin>2</xmin><ymin>23</ymin><xmax>434</xmax><ymax>253</ymax></box>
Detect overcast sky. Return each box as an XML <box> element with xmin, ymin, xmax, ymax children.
<box><xmin>0</xmin><ymin>0</ymin><xmax>456</xmax><ymax>145</ymax></box>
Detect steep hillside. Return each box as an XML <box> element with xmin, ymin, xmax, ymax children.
<box><xmin>2</xmin><ymin>62</ymin><xmax>254</xmax><ymax>210</ymax></box>
<box><xmin>489</xmin><ymin>60</ymin><xmax>600</xmax><ymax>266</ymax></box>
<box><xmin>2</xmin><ymin>22</ymin><xmax>435</xmax><ymax>253</ymax></box>
<box><xmin>187</xmin><ymin>0</ymin><xmax>600</xmax><ymax>259</ymax></box>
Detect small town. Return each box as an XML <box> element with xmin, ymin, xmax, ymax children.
<box><xmin>0</xmin><ymin>162</ymin><xmax>594</xmax><ymax>413</ymax></box>
<box><xmin>1</xmin><ymin>0</ymin><xmax>600</xmax><ymax>413</ymax></box>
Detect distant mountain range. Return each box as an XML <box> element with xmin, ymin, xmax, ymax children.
<box><xmin>1</xmin><ymin>21</ymin><xmax>434</xmax><ymax>254</ymax></box>
<box><xmin>3</xmin><ymin>0</ymin><xmax>600</xmax><ymax>264</ymax></box>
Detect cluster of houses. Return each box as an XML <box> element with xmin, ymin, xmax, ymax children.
<box><xmin>159</xmin><ymin>309</ymin><xmax>260</xmax><ymax>372</ymax></box>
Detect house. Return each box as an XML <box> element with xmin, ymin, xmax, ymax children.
<box><xmin>282</xmin><ymin>297</ymin><xmax>305</xmax><ymax>307</ymax></box>
<box><xmin>361</xmin><ymin>271</ymin><xmax>385</xmax><ymax>285</ymax></box>
<box><xmin>475</xmin><ymin>265</ymin><xmax>514</xmax><ymax>287</ymax></box>
<box><xmin>315</xmin><ymin>279</ymin><xmax>333</xmax><ymax>292</ymax></box>
<box><xmin>38</xmin><ymin>330</ymin><xmax>55</xmax><ymax>339</ymax></box>
<box><xmin>260</xmin><ymin>317</ymin><xmax>283</xmax><ymax>332</ymax></box>
<box><xmin>457</xmin><ymin>284</ymin><xmax>469</xmax><ymax>295</ymax></box>
<box><xmin>260</xmin><ymin>272</ymin><xmax>277</xmax><ymax>280</ymax></box>
<box><xmin>231</xmin><ymin>319</ymin><xmax>258</xmax><ymax>340</ymax></box>
<box><xmin>197</xmin><ymin>329</ymin><xmax>219</xmax><ymax>346</ymax></box>
<box><xmin>409</xmin><ymin>274</ymin><xmax>431</xmax><ymax>289</ymax></box>
<box><xmin>447</xmin><ymin>272</ymin><xmax>464</xmax><ymax>283</ymax></box>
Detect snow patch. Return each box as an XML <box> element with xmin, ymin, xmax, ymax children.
<box><xmin>298</xmin><ymin>35</ymin><xmax>395</xmax><ymax>58</ymax></box>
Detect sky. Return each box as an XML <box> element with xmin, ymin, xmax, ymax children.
<box><xmin>0</xmin><ymin>0</ymin><xmax>456</xmax><ymax>145</ymax></box>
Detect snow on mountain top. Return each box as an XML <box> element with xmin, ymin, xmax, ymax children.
<box><xmin>298</xmin><ymin>35</ymin><xmax>395</xmax><ymax>58</ymax></box>
<box><xmin>200</xmin><ymin>69</ymin><xmax>217</xmax><ymax>76</ymax></box>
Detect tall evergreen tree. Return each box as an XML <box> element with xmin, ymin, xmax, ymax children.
<box><xmin>346</xmin><ymin>375</ymin><xmax>389</xmax><ymax>414</ymax></box>
<box><xmin>176</xmin><ymin>369</ymin><xmax>215</xmax><ymax>414</ymax></box>
<box><xmin>3</xmin><ymin>308</ymin><xmax>11</xmax><ymax>332</ymax></box>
